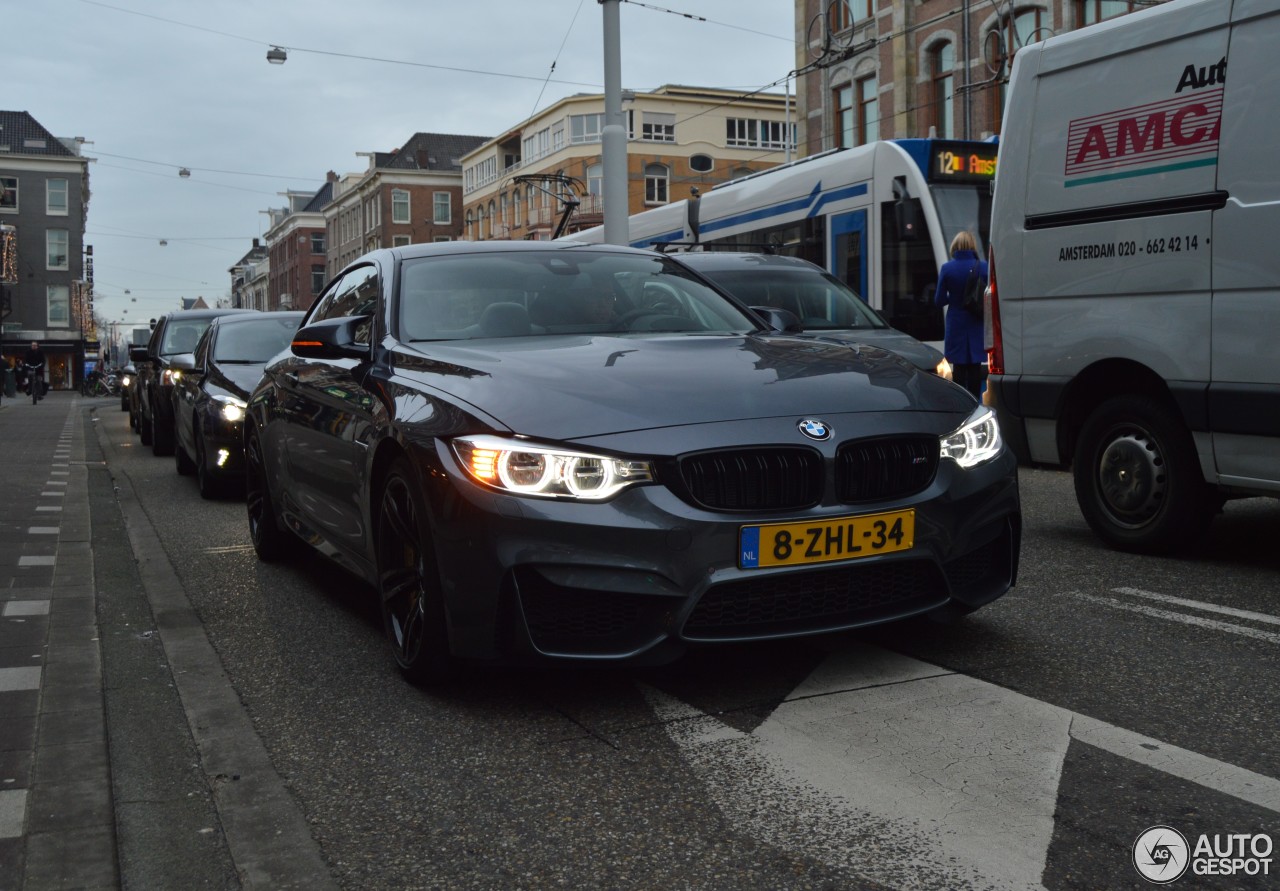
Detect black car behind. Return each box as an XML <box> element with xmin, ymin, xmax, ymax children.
<box><xmin>172</xmin><ymin>311</ymin><xmax>303</xmax><ymax>498</ymax></box>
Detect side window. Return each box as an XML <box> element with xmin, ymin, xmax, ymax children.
<box><xmin>312</xmin><ymin>265</ymin><xmax>379</xmax><ymax>345</ymax></box>
<box><xmin>194</xmin><ymin>327</ymin><xmax>212</xmax><ymax>370</ymax></box>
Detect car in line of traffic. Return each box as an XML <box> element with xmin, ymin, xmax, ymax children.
<box><xmin>171</xmin><ymin>311</ymin><xmax>303</xmax><ymax>498</ymax></box>
<box><xmin>240</xmin><ymin>240</ymin><xmax>1021</xmax><ymax>684</ymax></box>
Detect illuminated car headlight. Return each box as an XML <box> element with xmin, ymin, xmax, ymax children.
<box><xmin>121</xmin><ymin>375</ymin><xmax>132</xmax><ymax>388</ymax></box>
<box><xmin>940</xmin><ymin>406</ymin><xmax>1003</xmax><ymax>468</ymax></box>
<box><xmin>452</xmin><ymin>435</ymin><xmax>654</xmax><ymax>500</ymax></box>
<box><xmin>213</xmin><ymin>395</ymin><xmax>247</xmax><ymax>424</ymax></box>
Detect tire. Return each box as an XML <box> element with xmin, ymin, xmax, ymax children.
<box><xmin>151</xmin><ymin>408</ymin><xmax>174</xmax><ymax>456</ymax></box>
<box><xmin>1073</xmin><ymin>394</ymin><xmax>1213</xmax><ymax>554</ymax></box>
<box><xmin>245</xmin><ymin>426</ymin><xmax>294</xmax><ymax>561</ymax></box>
<box><xmin>376</xmin><ymin>457</ymin><xmax>458</xmax><ymax>685</ymax></box>
<box><xmin>175</xmin><ymin>419</ymin><xmax>196</xmax><ymax>476</ymax></box>
<box><xmin>140</xmin><ymin>401</ymin><xmax>153</xmax><ymax>446</ymax></box>
<box><xmin>195</xmin><ymin>422</ymin><xmax>225</xmax><ymax>500</ymax></box>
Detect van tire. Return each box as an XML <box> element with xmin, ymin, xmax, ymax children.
<box><xmin>1072</xmin><ymin>394</ymin><xmax>1212</xmax><ymax>554</ymax></box>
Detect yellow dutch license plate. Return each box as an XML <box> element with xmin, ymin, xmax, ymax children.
<box><xmin>739</xmin><ymin>509</ymin><xmax>915</xmax><ymax>569</ymax></box>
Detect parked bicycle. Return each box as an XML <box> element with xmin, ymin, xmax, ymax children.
<box><xmin>80</xmin><ymin>371</ymin><xmax>117</xmax><ymax>398</ymax></box>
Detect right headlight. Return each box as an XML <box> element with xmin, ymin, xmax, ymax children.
<box><xmin>452</xmin><ymin>435</ymin><xmax>655</xmax><ymax>501</ymax></box>
<box><xmin>940</xmin><ymin>406</ymin><xmax>1002</xmax><ymax>468</ymax></box>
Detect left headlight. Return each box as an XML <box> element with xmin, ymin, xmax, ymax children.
<box><xmin>940</xmin><ymin>406</ymin><xmax>1003</xmax><ymax>468</ymax></box>
<box><xmin>213</xmin><ymin>395</ymin><xmax>247</xmax><ymax>423</ymax></box>
<box><xmin>452</xmin><ymin>435</ymin><xmax>655</xmax><ymax>501</ymax></box>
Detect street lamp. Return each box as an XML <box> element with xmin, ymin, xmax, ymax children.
<box><xmin>267</xmin><ymin>46</ymin><xmax>287</xmax><ymax>64</ymax></box>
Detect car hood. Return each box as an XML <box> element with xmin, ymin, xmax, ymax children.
<box><xmin>214</xmin><ymin>362</ymin><xmax>269</xmax><ymax>400</ymax></box>
<box><xmin>395</xmin><ymin>333</ymin><xmax>972</xmax><ymax>440</ymax></box>
<box><xmin>802</xmin><ymin>328</ymin><xmax>943</xmax><ymax>372</ymax></box>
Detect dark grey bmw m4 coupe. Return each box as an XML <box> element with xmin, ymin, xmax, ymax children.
<box><xmin>246</xmin><ymin>241</ymin><xmax>1020</xmax><ymax>684</ymax></box>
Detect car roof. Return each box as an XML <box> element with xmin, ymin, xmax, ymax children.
<box><xmin>210</xmin><ymin>310</ymin><xmax>303</xmax><ymax>326</ymax></box>
<box><xmin>159</xmin><ymin>308</ymin><xmax>258</xmax><ymax>322</ymax></box>
<box><xmin>375</xmin><ymin>239</ymin><xmax>663</xmax><ymax>265</ymax></box>
<box><xmin>671</xmin><ymin>252</ymin><xmax>829</xmax><ymax>273</ymax></box>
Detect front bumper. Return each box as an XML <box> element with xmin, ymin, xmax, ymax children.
<box><xmin>419</xmin><ymin>443</ymin><xmax>1021</xmax><ymax>665</ymax></box>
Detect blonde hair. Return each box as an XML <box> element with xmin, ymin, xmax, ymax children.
<box><xmin>950</xmin><ymin>230</ymin><xmax>977</xmax><ymax>255</ymax></box>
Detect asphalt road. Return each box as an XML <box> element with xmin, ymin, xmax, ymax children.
<box><xmin>90</xmin><ymin>403</ymin><xmax>1280</xmax><ymax>890</ymax></box>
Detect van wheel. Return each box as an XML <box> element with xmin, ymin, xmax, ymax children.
<box><xmin>140</xmin><ymin>409</ymin><xmax>153</xmax><ymax>445</ymax></box>
<box><xmin>376</xmin><ymin>457</ymin><xmax>458</xmax><ymax>686</ymax></box>
<box><xmin>1073</xmin><ymin>394</ymin><xmax>1212</xmax><ymax>554</ymax></box>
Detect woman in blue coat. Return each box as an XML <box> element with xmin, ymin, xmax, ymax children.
<box><xmin>934</xmin><ymin>230</ymin><xmax>987</xmax><ymax>400</ymax></box>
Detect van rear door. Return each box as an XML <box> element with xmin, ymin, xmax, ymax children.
<box><xmin>1210</xmin><ymin>0</ymin><xmax>1280</xmax><ymax>491</ymax></box>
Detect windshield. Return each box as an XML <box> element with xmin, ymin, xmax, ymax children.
<box><xmin>397</xmin><ymin>250</ymin><xmax>758</xmax><ymax>341</ymax></box>
<box><xmin>213</xmin><ymin>316</ymin><xmax>300</xmax><ymax>363</ymax></box>
<box><xmin>160</xmin><ymin>320</ymin><xmax>212</xmax><ymax>356</ymax></box>
<box><xmin>695</xmin><ymin>267</ymin><xmax>889</xmax><ymax>332</ymax></box>
<box><xmin>931</xmin><ymin>184</ymin><xmax>992</xmax><ymax>258</ymax></box>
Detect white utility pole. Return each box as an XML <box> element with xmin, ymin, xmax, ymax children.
<box><xmin>600</xmin><ymin>0</ymin><xmax>629</xmax><ymax>244</ymax></box>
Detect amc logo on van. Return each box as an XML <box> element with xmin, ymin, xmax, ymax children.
<box><xmin>1063</xmin><ymin>88</ymin><xmax>1222</xmax><ymax>187</ymax></box>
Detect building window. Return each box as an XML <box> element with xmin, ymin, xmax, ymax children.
<box><xmin>433</xmin><ymin>236</ymin><xmax>452</xmax><ymax>243</ymax></box>
<box><xmin>391</xmin><ymin>189</ymin><xmax>410</xmax><ymax>225</ymax></box>
<box><xmin>526</xmin><ymin>184</ymin><xmax>536</xmax><ymax>226</ymax></box>
<box><xmin>829</xmin><ymin>0</ymin><xmax>873</xmax><ymax>32</ymax></box>
<box><xmin>644</xmin><ymin>163</ymin><xmax>669</xmax><ymax>205</ymax></box>
<box><xmin>512</xmin><ymin>191</ymin><xmax>521</xmax><ymax>229</ymax></box>
<box><xmin>858</xmin><ymin>75</ymin><xmax>879</xmax><ymax>144</ymax></box>
<box><xmin>489</xmin><ymin>200</ymin><xmax>497</xmax><ymax>237</ymax></box>
<box><xmin>932</xmin><ymin>42</ymin><xmax>955</xmax><ymax>139</ymax></box>
<box><xmin>993</xmin><ymin>8</ymin><xmax>1044</xmax><ymax>133</ymax></box>
<box><xmin>1078</xmin><ymin>0</ymin><xmax>1134</xmax><ymax>25</ymax></box>
<box><xmin>311</xmin><ymin>267</ymin><xmax>325</xmax><ymax>295</ymax></box>
<box><xmin>47</xmin><ymin>229</ymin><xmax>69</xmax><ymax>269</ymax></box>
<box><xmin>466</xmin><ymin>209</ymin><xmax>474</xmax><ymax>240</ymax></box>
<box><xmin>392</xmin><ymin>235</ymin><xmax>411</xmax><ymax>247</ymax></box>
<box><xmin>569</xmin><ymin>113</ymin><xmax>604</xmax><ymax>144</ymax></box>
<box><xmin>586</xmin><ymin>163</ymin><xmax>603</xmax><ymax>198</ymax></box>
<box><xmin>641</xmin><ymin>112</ymin><xmax>676</xmax><ymax>142</ymax></box>
<box><xmin>726</xmin><ymin>118</ymin><xmax>757</xmax><ymax>147</ymax></box>
<box><xmin>477</xmin><ymin>207</ymin><xmax>486</xmax><ymax>240</ymax></box>
<box><xmin>48</xmin><ymin>284</ymin><xmax>70</xmax><ymax>326</ymax></box>
<box><xmin>0</xmin><ymin>176</ymin><xmax>16</xmax><ymax>211</ymax></box>
<box><xmin>689</xmin><ymin>154</ymin><xmax>714</xmax><ymax>173</ymax></box>
<box><xmin>311</xmin><ymin>232</ymin><xmax>325</xmax><ymax>254</ymax></box>
<box><xmin>834</xmin><ymin>84</ymin><xmax>854</xmax><ymax>147</ymax></box>
<box><xmin>433</xmin><ymin>192</ymin><xmax>451</xmax><ymax>224</ymax></box>
<box><xmin>47</xmin><ymin>178</ymin><xmax>68</xmax><ymax>215</ymax></box>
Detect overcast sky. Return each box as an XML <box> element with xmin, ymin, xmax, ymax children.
<box><xmin>8</xmin><ymin>0</ymin><xmax>797</xmax><ymax>333</ymax></box>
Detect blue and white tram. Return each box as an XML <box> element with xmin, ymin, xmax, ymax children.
<box><xmin>567</xmin><ymin>138</ymin><xmax>997</xmax><ymax>345</ymax></box>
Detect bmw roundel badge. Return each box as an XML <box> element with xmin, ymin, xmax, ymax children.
<box><xmin>797</xmin><ymin>418</ymin><xmax>832</xmax><ymax>441</ymax></box>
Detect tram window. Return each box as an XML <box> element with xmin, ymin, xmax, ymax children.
<box><xmin>705</xmin><ymin>218</ymin><xmax>825</xmax><ymax>267</ymax></box>
<box><xmin>880</xmin><ymin>202</ymin><xmax>944</xmax><ymax>343</ymax></box>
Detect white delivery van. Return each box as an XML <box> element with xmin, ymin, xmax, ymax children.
<box><xmin>987</xmin><ymin>0</ymin><xmax>1280</xmax><ymax>553</ymax></box>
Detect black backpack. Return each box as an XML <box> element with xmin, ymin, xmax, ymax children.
<box><xmin>961</xmin><ymin>263</ymin><xmax>985</xmax><ymax>320</ymax></box>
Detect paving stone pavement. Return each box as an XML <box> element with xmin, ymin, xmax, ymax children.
<box><xmin>0</xmin><ymin>392</ymin><xmax>116</xmax><ymax>891</ymax></box>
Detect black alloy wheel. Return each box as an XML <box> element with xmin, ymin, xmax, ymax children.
<box><xmin>376</xmin><ymin>457</ymin><xmax>457</xmax><ymax>685</ymax></box>
<box><xmin>195</xmin><ymin>421</ymin><xmax>223</xmax><ymax>500</ymax></box>
<box><xmin>1073</xmin><ymin>394</ymin><xmax>1212</xmax><ymax>554</ymax></box>
<box><xmin>175</xmin><ymin>420</ymin><xmax>196</xmax><ymax>476</ymax></box>
<box><xmin>139</xmin><ymin>403</ymin><xmax>153</xmax><ymax>445</ymax></box>
<box><xmin>245</xmin><ymin>427</ymin><xmax>293</xmax><ymax>561</ymax></box>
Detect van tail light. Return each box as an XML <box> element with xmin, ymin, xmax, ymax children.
<box><xmin>985</xmin><ymin>245</ymin><xmax>1004</xmax><ymax>376</ymax></box>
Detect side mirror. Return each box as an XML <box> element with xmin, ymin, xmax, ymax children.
<box><xmin>169</xmin><ymin>354</ymin><xmax>198</xmax><ymax>373</ymax></box>
<box><xmin>128</xmin><ymin>345</ymin><xmax>149</xmax><ymax>364</ymax></box>
<box><xmin>291</xmin><ymin>316</ymin><xmax>370</xmax><ymax>361</ymax></box>
<box><xmin>751</xmin><ymin>306</ymin><xmax>803</xmax><ymax>334</ymax></box>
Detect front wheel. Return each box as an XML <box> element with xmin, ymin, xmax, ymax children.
<box><xmin>245</xmin><ymin>427</ymin><xmax>294</xmax><ymax>561</ymax></box>
<box><xmin>376</xmin><ymin>457</ymin><xmax>457</xmax><ymax>685</ymax></box>
<box><xmin>1073</xmin><ymin>394</ymin><xmax>1212</xmax><ymax>554</ymax></box>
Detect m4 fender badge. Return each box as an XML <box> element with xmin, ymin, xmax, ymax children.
<box><xmin>797</xmin><ymin>418</ymin><xmax>832</xmax><ymax>441</ymax></box>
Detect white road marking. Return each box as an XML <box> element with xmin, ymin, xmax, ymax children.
<box><xmin>1073</xmin><ymin>592</ymin><xmax>1280</xmax><ymax>645</ymax></box>
<box><xmin>1070</xmin><ymin>714</ymin><xmax>1280</xmax><ymax>813</ymax></box>
<box><xmin>1113</xmin><ymin>586</ymin><xmax>1280</xmax><ymax>627</ymax></box>
<box><xmin>2</xmin><ymin>601</ymin><xmax>50</xmax><ymax>617</ymax></box>
<box><xmin>0</xmin><ymin>790</ymin><xmax>28</xmax><ymax>839</ymax></box>
<box><xmin>646</xmin><ymin>645</ymin><xmax>1280</xmax><ymax>891</ymax></box>
<box><xmin>17</xmin><ymin>557</ymin><xmax>55</xmax><ymax>567</ymax></box>
<box><xmin>0</xmin><ymin>667</ymin><xmax>42</xmax><ymax>692</ymax></box>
